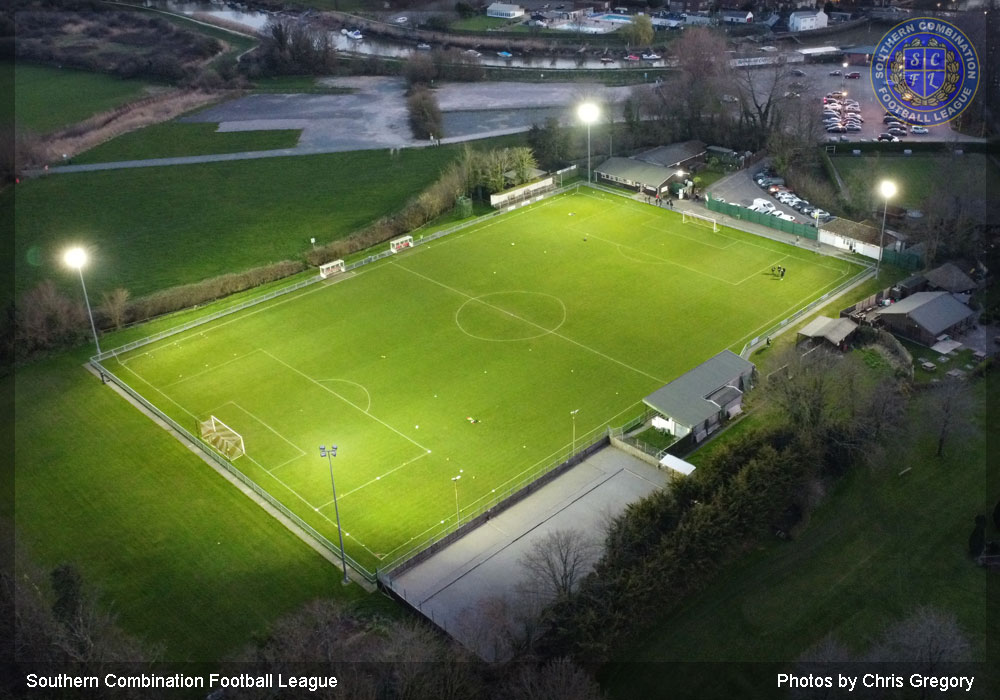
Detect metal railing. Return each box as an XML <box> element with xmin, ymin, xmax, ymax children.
<box><xmin>738</xmin><ymin>266</ymin><xmax>873</xmax><ymax>357</ymax></box>
<box><xmin>377</xmin><ymin>407</ymin><xmax>648</xmax><ymax>574</ymax></box>
<box><xmin>92</xmin><ymin>359</ymin><xmax>379</xmax><ymax>583</ymax></box>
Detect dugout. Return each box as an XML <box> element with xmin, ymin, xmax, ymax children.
<box><xmin>643</xmin><ymin>350</ymin><xmax>755</xmax><ymax>444</ymax></box>
<box><xmin>797</xmin><ymin>315</ymin><xmax>858</xmax><ymax>351</ymax></box>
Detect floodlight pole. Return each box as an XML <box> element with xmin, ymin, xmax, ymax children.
<box><xmin>586</xmin><ymin>121</ymin><xmax>592</xmax><ymax>183</ymax></box>
<box><xmin>570</xmin><ymin>409</ymin><xmax>579</xmax><ymax>455</ymax></box>
<box><xmin>320</xmin><ymin>445</ymin><xmax>350</xmax><ymax>585</ymax></box>
<box><xmin>876</xmin><ymin>181</ymin><xmax>896</xmax><ymax>280</ymax></box>
<box><xmin>75</xmin><ymin>265</ymin><xmax>101</xmax><ymax>356</ymax></box>
<box><xmin>451</xmin><ymin>474</ymin><xmax>462</xmax><ymax>528</ymax></box>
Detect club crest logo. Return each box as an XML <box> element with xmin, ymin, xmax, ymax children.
<box><xmin>871</xmin><ymin>18</ymin><xmax>979</xmax><ymax>126</ymax></box>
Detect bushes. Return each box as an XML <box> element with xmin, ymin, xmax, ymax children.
<box><xmin>540</xmin><ymin>427</ymin><xmax>814</xmax><ymax>661</ymax></box>
<box><xmin>407</xmin><ymin>86</ymin><xmax>443</xmax><ymax>141</ymax></box>
<box><xmin>12</xmin><ymin>261</ymin><xmax>306</xmax><ymax>360</ymax></box>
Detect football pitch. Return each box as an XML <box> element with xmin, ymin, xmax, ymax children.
<box><xmin>109</xmin><ymin>189</ymin><xmax>864</xmax><ymax>573</ymax></box>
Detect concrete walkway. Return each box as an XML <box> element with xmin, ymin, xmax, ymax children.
<box><xmin>385</xmin><ymin>446</ymin><xmax>668</xmax><ymax>661</ymax></box>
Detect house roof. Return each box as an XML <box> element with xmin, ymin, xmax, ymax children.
<box><xmin>923</xmin><ymin>262</ymin><xmax>976</xmax><ymax>293</ymax></box>
<box><xmin>634</xmin><ymin>140</ymin><xmax>706</xmax><ymax>169</ymax></box>
<box><xmin>842</xmin><ymin>45</ymin><xmax>878</xmax><ymax>55</ymax></box>
<box><xmin>798</xmin><ymin>316</ymin><xmax>858</xmax><ymax>345</ymax></box>
<box><xmin>819</xmin><ymin>218</ymin><xmax>882</xmax><ymax>245</ymax></box>
<box><xmin>790</xmin><ymin>10</ymin><xmax>826</xmax><ymax>19</ymax></box>
<box><xmin>643</xmin><ymin>350</ymin><xmax>755</xmax><ymax>428</ymax></box>
<box><xmin>658</xmin><ymin>453</ymin><xmax>696</xmax><ymax>476</ymax></box>
<box><xmin>877</xmin><ymin>291</ymin><xmax>974</xmax><ymax>335</ymax></box>
<box><xmin>594</xmin><ymin>156</ymin><xmax>676</xmax><ymax>188</ymax></box>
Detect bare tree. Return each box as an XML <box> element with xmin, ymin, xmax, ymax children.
<box><xmin>923</xmin><ymin>378</ymin><xmax>977</xmax><ymax>458</ymax></box>
<box><xmin>864</xmin><ymin>606</ymin><xmax>972</xmax><ymax>666</ymax></box>
<box><xmin>788</xmin><ymin>634</ymin><xmax>854</xmax><ymax>700</ymax></box>
<box><xmin>766</xmin><ymin>348</ymin><xmax>839</xmax><ymax>433</ymax></box>
<box><xmin>519</xmin><ymin>528</ymin><xmax>599</xmax><ymax>603</ymax></box>
<box><xmin>457</xmin><ymin>593</ymin><xmax>547</xmax><ymax>662</ymax></box>
<box><xmin>498</xmin><ymin>657</ymin><xmax>606</xmax><ymax>700</ymax></box>
<box><xmin>100</xmin><ymin>287</ymin><xmax>130</xmax><ymax>330</ymax></box>
<box><xmin>668</xmin><ymin>28</ymin><xmax>728</xmax><ymax>138</ymax></box>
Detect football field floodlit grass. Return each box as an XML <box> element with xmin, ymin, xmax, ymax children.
<box><xmin>108</xmin><ymin>189</ymin><xmax>865</xmax><ymax>573</ymax></box>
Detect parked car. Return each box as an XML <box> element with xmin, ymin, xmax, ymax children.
<box><xmin>846</xmin><ymin>124</ymin><xmax>862</xmax><ymax>132</ymax></box>
<box><xmin>888</xmin><ymin>127</ymin><xmax>907</xmax><ymax>137</ymax></box>
<box><xmin>911</xmin><ymin>125</ymin><xmax>929</xmax><ymax>134</ymax></box>
<box><xmin>846</xmin><ymin>71</ymin><xmax>861</xmax><ymax>79</ymax></box>
<box><xmin>829</xmin><ymin>69</ymin><xmax>842</xmax><ymax>76</ymax></box>
<box><xmin>624</xmin><ymin>54</ymin><xmax>641</xmax><ymax>61</ymax></box>
<box><xmin>750</xmin><ymin>198</ymin><xmax>776</xmax><ymax>213</ymax></box>
<box><xmin>791</xmin><ymin>68</ymin><xmax>806</xmax><ymax>76</ymax></box>
<box><xmin>877</xmin><ymin>133</ymin><xmax>900</xmax><ymax>142</ymax></box>
<box><xmin>641</xmin><ymin>53</ymin><xmax>661</xmax><ymax>61</ymax></box>
<box><xmin>776</xmin><ymin>212</ymin><xmax>797</xmax><ymax>222</ymax></box>
<box><xmin>465</xmin><ymin>49</ymin><xmax>482</xmax><ymax>57</ymax></box>
<box><xmin>826</xmin><ymin>125</ymin><xmax>847</xmax><ymax>133</ymax></box>
<box><xmin>767</xmin><ymin>184</ymin><xmax>790</xmax><ymax>194</ymax></box>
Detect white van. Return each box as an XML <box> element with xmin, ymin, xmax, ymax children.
<box><xmin>749</xmin><ymin>198</ymin><xmax>775</xmax><ymax>213</ymax></box>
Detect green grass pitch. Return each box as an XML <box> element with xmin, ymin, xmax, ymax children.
<box><xmin>108</xmin><ymin>189</ymin><xmax>864</xmax><ymax>572</ymax></box>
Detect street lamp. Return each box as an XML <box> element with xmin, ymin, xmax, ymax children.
<box><xmin>578</xmin><ymin>102</ymin><xmax>599</xmax><ymax>183</ymax></box>
<box><xmin>842</xmin><ymin>61</ymin><xmax>848</xmax><ymax>90</ymax></box>
<box><xmin>451</xmin><ymin>471</ymin><xmax>463</xmax><ymax>528</ymax></box>
<box><xmin>570</xmin><ymin>409</ymin><xmax>579</xmax><ymax>454</ymax></box>
<box><xmin>319</xmin><ymin>444</ymin><xmax>350</xmax><ymax>585</ymax></box>
<box><xmin>64</xmin><ymin>247</ymin><xmax>101</xmax><ymax>355</ymax></box>
<box><xmin>876</xmin><ymin>180</ymin><xmax>897</xmax><ymax>280</ymax></box>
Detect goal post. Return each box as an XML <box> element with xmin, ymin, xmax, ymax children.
<box><xmin>199</xmin><ymin>415</ymin><xmax>245</xmax><ymax>460</ymax></box>
<box><xmin>390</xmin><ymin>236</ymin><xmax>413</xmax><ymax>253</ymax></box>
<box><xmin>682</xmin><ymin>211</ymin><xmax>719</xmax><ymax>232</ymax></box>
<box><xmin>319</xmin><ymin>259</ymin><xmax>345</xmax><ymax>279</ymax></box>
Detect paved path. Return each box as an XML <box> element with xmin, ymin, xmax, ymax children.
<box><xmin>385</xmin><ymin>446</ymin><xmax>668</xmax><ymax>661</ymax></box>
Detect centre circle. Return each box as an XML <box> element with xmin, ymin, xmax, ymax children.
<box><xmin>455</xmin><ymin>291</ymin><xmax>567</xmax><ymax>342</ymax></box>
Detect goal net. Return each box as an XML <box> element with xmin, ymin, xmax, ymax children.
<box><xmin>390</xmin><ymin>236</ymin><xmax>413</xmax><ymax>253</ymax></box>
<box><xmin>199</xmin><ymin>415</ymin><xmax>245</xmax><ymax>460</ymax></box>
<box><xmin>682</xmin><ymin>211</ymin><xmax>719</xmax><ymax>232</ymax></box>
<box><xmin>319</xmin><ymin>259</ymin><xmax>345</xmax><ymax>279</ymax></box>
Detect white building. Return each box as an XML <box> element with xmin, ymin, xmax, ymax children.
<box><xmin>788</xmin><ymin>9</ymin><xmax>828</xmax><ymax>32</ymax></box>
<box><xmin>721</xmin><ymin>10</ymin><xmax>753</xmax><ymax>24</ymax></box>
<box><xmin>486</xmin><ymin>3</ymin><xmax>525</xmax><ymax>19</ymax></box>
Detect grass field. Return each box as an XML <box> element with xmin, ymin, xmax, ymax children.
<box><xmin>106</xmin><ymin>189</ymin><xmax>863</xmax><ymax>573</ymax></box>
<box><xmin>72</xmin><ymin>123</ymin><xmax>302</xmax><ymax>164</ymax></box>
<box><xmin>831</xmin><ymin>153</ymin><xmax>1000</xmax><ymax>209</ymax></box>
<box><xmin>11</xmin><ymin>351</ymin><xmax>362</xmax><ymax>660</ymax></box>
<box><xmin>7</xmin><ymin>145</ymin><xmax>487</xmax><ymax>302</ymax></box>
<box><xmin>12</xmin><ymin>60</ymin><xmax>152</xmax><ymax>133</ymax></box>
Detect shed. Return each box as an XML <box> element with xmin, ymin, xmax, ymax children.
<box><xmin>635</xmin><ymin>140</ymin><xmax>706</xmax><ymax>170</ymax></box>
<box><xmin>643</xmin><ymin>350</ymin><xmax>755</xmax><ymax>443</ymax></box>
<box><xmin>486</xmin><ymin>3</ymin><xmax>524</xmax><ymax>19</ymax></box>
<box><xmin>923</xmin><ymin>262</ymin><xmax>976</xmax><ymax>294</ymax></box>
<box><xmin>797</xmin><ymin>316</ymin><xmax>858</xmax><ymax>348</ymax></box>
<box><xmin>594</xmin><ymin>156</ymin><xmax>676</xmax><ymax>194</ymax></box>
<box><xmin>876</xmin><ymin>291</ymin><xmax>975</xmax><ymax>347</ymax></box>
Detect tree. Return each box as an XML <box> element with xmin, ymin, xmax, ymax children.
<box><xmin>100</xmin><ymin>288</ymin><xmax>130</xmax><ymax>330</ymax></box>
<box><xmin>668</xmin><ymin>27</ymin><xmax>728</xmax><ymax>139</ymax></box>
<box><xmin>766</xmin><ymin>348</ymin><xmax>838</xmax><ymax>433</ymax></box>
<box><xmin>508</xmin><ymin>146</ymin><xmax>538</xmax><ymax>186</ymax></box>
<box><xmin>519</xmin><ymin>528</ymin><xmax>598</xmax><ymax>602</ymax></box>
<box><xmin>527</xmin><ymin>117</ymin><xmax>569</xmax><ymax>171</ymax></box>
<box><xmin>620</xmin><ymin>15</ymin><xmax>653</xmax><ymax>48</ymax></box>
<box><xmin>499</xmin><ymin>658</ymin><xmax>606</xmax><ymax>700</ymax></box>
<box><xmin>864</xmin><ymin>606</ymin><xmax>972</xmax><ymax>666</ymax></box>
<box><xmin>407</xmin><ymin>86</ymin><xmax>443</xmax><ymax>140</ymax></box>
<box><xmin>924</xmin><ymin>378</ymin><xmax>976</xmax><ymax>458</ymax></box>
<box><xmin>969</xmin><ymin>515</ymin><xmax>986</xmax><ymax>558</ymax></box>
<box><xmin>404</xmin><ymin>51</ymin><xmax>437</xmax><ymax>86</ymax></box>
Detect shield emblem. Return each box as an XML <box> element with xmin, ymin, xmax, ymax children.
<box><xmin>902</xmin><ymin>47</ymin><xmax>947</xmax><ymax>99</ymax></box>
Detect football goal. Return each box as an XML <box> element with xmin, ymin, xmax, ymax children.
<box><xmin>199</xmin><ymin>415</ymin><xmax>245</xmax><ymax>460</ymax></box>
<box><xmin>682</xmin><ymin>211</ymin><xmax>719</xmax><ymax>232</ymax></box>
